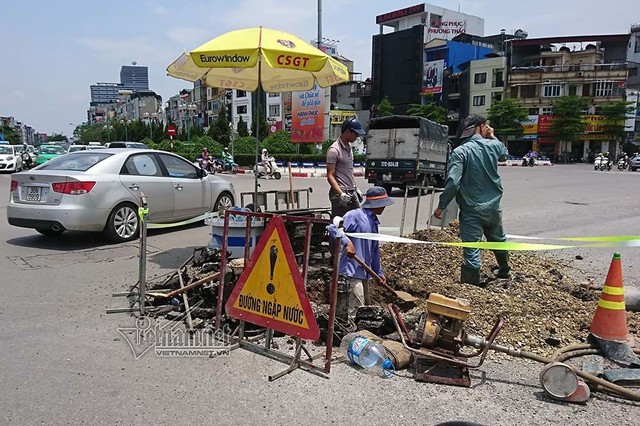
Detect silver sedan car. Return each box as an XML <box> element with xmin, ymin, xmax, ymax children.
<box><xmin>7</xmin><ymin>149</ymin><xmax>235</xmax><ymax>242</ymax></box>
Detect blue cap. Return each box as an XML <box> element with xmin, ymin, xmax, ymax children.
<box><xmin>382</xmin><ymin>358</ymin><xmax>395</xmax><ymax>377</ymax></box>
<box><xmin>341</xmin><ymin>117</ymin><xmax>366</xmax><ymax>135</ymax></box>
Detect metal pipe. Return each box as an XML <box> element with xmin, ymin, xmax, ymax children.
<box><xmin>317</xmin><ymin>0</ymin><xmax>322</xmax><ymax>49</ymax></box>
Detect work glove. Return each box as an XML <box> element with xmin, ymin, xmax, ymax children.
<box><xmin>339</xmin><ymin>192</ymin><xmax>353</xmax><ymax>204</ymax></box>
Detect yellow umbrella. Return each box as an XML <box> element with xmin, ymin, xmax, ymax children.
<box><xmin>167</xmin><ymin>27</ymin><xmax>349</xmax><ymax>92</ymax></box>
<box><xmin>167</xmin><ymin>27</ymin><xmax>350</xmax><ymax>200</ymax></box>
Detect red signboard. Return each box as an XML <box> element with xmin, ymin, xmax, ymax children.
<box><xmin>166</xmin><ymin>125</ymin><xmax>177</xmax><ymax>137</ymax></box>
<box><xmin>376</xmin><ymin>4</ymin><xmax>425</xmax><ymax>24</ymax></box>
<box><xmin>537</xmin><ymin>115</ymin><xmax>556</xmax><ymax>134</ymax></box>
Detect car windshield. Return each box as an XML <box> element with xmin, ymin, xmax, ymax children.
<box><xmin>86</xmin><ymin>145</ymin><xmax>106</xmax><ymax>150</ymax></box>
<box><xmin>40</xmin><ymin>145</ymin><xmax>66</xmax><ymax>155</ymax></box>
<box><xmin>0</xmin><ymin>146</ymin><xmax>14</xmax><ymax>154</ymax></box>
<box><xmin>68</xmin><ymin>146</ymin><xmax>85</xmax><ymax>152</ymax></box>
<box><xmin>127</xmin><ymin>143</ymin><xmax>148</xmax><ymax>149</ymax></box>
<box><xmin>37</xmin><ymin>152</ymin><xmax>112</xmax><ymax>171</ymax></box>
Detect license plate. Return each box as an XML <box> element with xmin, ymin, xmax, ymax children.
<box><xmin>26</xmin><ymin>186</ymin><xmax>42</xmax><ymax>201</ymax></box>
<box><xmin>382</xmin><ymin>173</ymin><xmax>392</xmax><ymax>181</ymax></box>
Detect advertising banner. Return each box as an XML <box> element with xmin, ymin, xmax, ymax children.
<box><xmin>521</xmin><ymin>115</ymin><xmax>539</xmax><ymax>134</ymax></box>
<box><xmin>329</xmin><ymin>110</ymin><xmax>356</xmax><ymax>125</ymax></box>
<box><xmin>422</xmin><ymin>59</ymin><xmax>444</xmax><ymax>94</ymax></box>
<box><xmin>537</xmin><ymin>115</ymin><xmax>555</xmax><ymax>134</ymax></box>
<box><xmin>291</xmin><ymin>84</ymin><xmax>324</xmax><ymax>143</ymax></box>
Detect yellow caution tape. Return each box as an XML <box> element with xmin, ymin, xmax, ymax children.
<box><xmin>598</xmin><ymin>299</ymin><xmax>626</xmax><ymax>310</ymax></box>
<box><xmin>602</xmin><ymin>285</ymin><xmax>625</xmax><ymax>296</ymax></box>
<box><xmin>137</xmin><ymin>207</ymin><xmax>149</xmax><ymax>222</ymax></box>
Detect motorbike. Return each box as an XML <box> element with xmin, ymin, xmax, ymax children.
<box><xmin>599</xmin><ymin>157</ymin><xmax>612</xmax><ymax>171</ymax></box>
<box><xmin>20</xmin><ymin>151</ymin><xmax>33</xmax><ymax>169</ymax></box>
<box><xmin>521</xmin><ymin>156</ymin><xmax>535</xmax><ymax>167</ymax></box>
<box><xmin>198</xmin><ymin>156</ymin><xmax>216</xmax><ymax>174</ymax></box>
<box><xmin>214</xmin><ymin>157</ymin><xmax>239</xmax><ymax>174</ymax></box>
<box><xmin>594</xmin><ymin>155</ymin><xmax>604</xmax><ymax>170</ymax></box>
<box><xmin>255</xmin><ymin>156</ymin><xmax>281</xmax><ymax>179</ymax></box>
<box><xmin>617</xmin><ymin>157</ymin><xmax>628</xmax><ymax>171</ymax></box>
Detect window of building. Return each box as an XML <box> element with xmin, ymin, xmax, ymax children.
<box><xmin>542</xmin><ymin>84</ymin><xmax>561</xmax><ymax>97</ymax></box>
<box><xmin>237</xmin><ymin>105</ymin><xmax>247</xmax><ymax>114</ymax></box>
<box><xmin>629</xmin><ymin>67</ymin><xmax>638</xmax><ymax>77</ymax></box>
<box><xmin>635</xmin><ymin>35</ymin><xmax>640</xmax><ymax>53</ymax></box>
<box><xmin>236</xmin><ymin>90</ymin><xmax>247</xmax><ymax>98</ymax></box>
<box><xmin>474</xmin><ymin>73</ymin><xmax>487</xmax><ymax>84</ymax></box>
<box><xmin>595</xmin><ymin>81</ymin><xmax>613</xmax><ymax>97</ymax></box>
<box><xmin>493</xmin><ymin>71</ymin><xmax>504</xmax><ymax>87</ymax></box>
<box><xmin>541</xmin><ymin>107</ymin><xmax>554</xmax><ymax>115</ymax></box>
<box><xmin>472</xmin><ymin>95</ymin><xmax>486</xmax><ymax>106</ymax></box>
<box><xmin>528</xmin><ymin>108</ymin><xmax>538</xmax><ymax>115</ymax></box>
<box><xmin>491</xmin><ymin>93</ymin><xmax>502</xmax><ymax>104</ymax></box>
<box><xmin>568</xmin><ymin>85</ymin><xmax>577</xmax><ymax>96</ymax></box>
<box><xmin>268</xmin><ymin>104</ymin><xmax>280</xmax><ymax>117</ymax></box>
<box><xmin>268</xmin><ymin>93</ymin><xmax>279</xmax><ymax>98</ymax></box>
<box><xmin>520</xmin><ymin>85</ymin><xmax>536</xmax><ymax>98</ymax></box>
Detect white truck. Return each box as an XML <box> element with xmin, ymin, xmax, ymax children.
<box><xmin>364</xmin><ymin>115</ymin><xmax>449</xmax><ymax>194</ymax></box>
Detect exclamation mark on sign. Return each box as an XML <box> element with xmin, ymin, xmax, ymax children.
<box><xmin>266</xmin><ymin>245</ymin><xmax>278</xmax><ymax>294</ymax></box>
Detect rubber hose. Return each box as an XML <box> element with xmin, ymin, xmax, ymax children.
<box><xmin>513</xmin><ymin>346</ymin><xmax>640</xmax><ymax>401</ymax></box>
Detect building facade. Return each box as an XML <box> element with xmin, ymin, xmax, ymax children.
<box><xmin>467</xmin><ymin>56</ymin><xmax>506</xmax><ymax>116</ymax></box>
<box><xmin>120</xmin><ymin>65</ymin><xmax>149</xmax><ymax>91</ymax></box>
<box><xmin>507</xmin><ymin>34</ymin><xmax>630</xmax><ymax>160</ymax></box>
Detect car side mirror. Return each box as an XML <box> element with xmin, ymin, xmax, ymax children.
<box><xmin>198</xmin><ymin>168</ymin><xmax>207</xmax><ymax>178</ymax></box>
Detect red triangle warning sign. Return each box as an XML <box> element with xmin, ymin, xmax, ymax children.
<box><xmin>225</xmin><ymin>215</ymin><xmax>320</xmax><ymax>341</ymax></box>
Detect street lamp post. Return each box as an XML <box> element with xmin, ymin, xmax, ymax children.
<box><xmin>179</xmin><ymin>103</ymin><xmax>197</xmax><ymax>143</ymax></box>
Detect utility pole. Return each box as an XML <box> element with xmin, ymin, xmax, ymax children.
<box><xmin>317</xmin><ymin>0</ymin><xmax>322</xmax><ymax>49</ymax></box>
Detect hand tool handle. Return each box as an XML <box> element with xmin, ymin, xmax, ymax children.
<box><xmin>351</xmin><ymin>254</ymin><xmax>396</xmax><ymax>294</ymax></box>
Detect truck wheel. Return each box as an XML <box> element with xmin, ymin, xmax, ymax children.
<box><xmin>382</xmin><ymin>185</ymin><xmax>393</xmax><ymax>195</ymax></box>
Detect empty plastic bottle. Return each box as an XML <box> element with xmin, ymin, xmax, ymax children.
<box><xmin>340</xmin><ymin>332</ymin><xmax>395</xmax><ymax>377</ymax></box>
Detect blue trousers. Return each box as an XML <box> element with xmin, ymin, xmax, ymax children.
<box><xmin>459</xmin><ymin>208</ymin><xmax>506</xmax><ymax>269</ymax></box>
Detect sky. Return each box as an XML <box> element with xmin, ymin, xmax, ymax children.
<box><xmin>2</xmin><ymin>0</ymin><xmax>637</xmax><ymax>136</ymax></box>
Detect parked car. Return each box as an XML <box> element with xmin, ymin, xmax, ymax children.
<box><xmin>36</xmin><ymin>144</ymin><xmax>67</xmax><ymax>165</ymax></box>
<box><xmin>67</xmin><ymin>145</ymin><xmax>87</xmax><ymax>153</ymax></box>
<box><xmin>629</xmin><ymin>155</ymin><xmax>640</xmax><ymax>172</ymax></box>
<box><xmin>107</xmin><ymin>141</ymin><xmax>149</xmax><ymax>149</ymax></box>
<box><xmin>0</xmin><ymin>145</ymin><xmax>23</xmax><ymax>172</ymax></box>
<box><xmin>7</xmin><ymin>149</ymin><xmax>235</xmax><ymax>242</ymax></box>
<box><xmin>86</xmin><ymin>145</ymin><xmax>106</xmax><ymax>150</ymax></box>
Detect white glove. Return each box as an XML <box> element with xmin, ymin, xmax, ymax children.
<box><xmin>339</xmin><ymin>192</ymin><xmax>352</xmax><ymax>204</ymax></box>
<box><xmin>355</xmin><ymin>188</ymin><xmax>364</xmax><ymax>204</ymax></box>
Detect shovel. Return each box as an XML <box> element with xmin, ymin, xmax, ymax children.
<box><xmin>351</xmin><ymin>254</ymin><xmax>418</xmax><ymax>303</ymax></box>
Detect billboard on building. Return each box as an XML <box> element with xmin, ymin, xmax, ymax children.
<box><xmin>291</xmin><ymin>83</ymin><xmax>324</xmax><ymax>143</ymax></box>
<box><xmin>422</xmin><ymin>60</ymin><xmax>444</xmax><ymax>94</ymax></box>
<box><xmin>521</xmin><ymin>115</ymin><xmax>539</xmax><ymax>134</ymax></box>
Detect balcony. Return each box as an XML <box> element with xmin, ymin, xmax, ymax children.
<box><xmin>510</xmin><ymin>63</ymin><xmax>628</xmax><ymax>85</ymax></box>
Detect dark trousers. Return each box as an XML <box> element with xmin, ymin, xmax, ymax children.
<box><xmin>329</xmin><ymin>189</ymin><xmax>360</xmax><ymax>218</ymax></box>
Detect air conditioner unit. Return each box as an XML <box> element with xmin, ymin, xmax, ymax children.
<box><xmin>576</xmin><ymin>71</ymin><xmax>584</xmax><ymax>77</ymax></box>
<box><xmin>543</xmin><ymin>79</ymin><xmax>551</xmax><ymax>84</ymax></box>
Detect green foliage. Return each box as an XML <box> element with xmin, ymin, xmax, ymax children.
<box><xmin>251</xmin><ymin>109</ymin><xmax>269</xmax><ymax>141</ymax></box>
<box><xmin>602</xmin><ymin>101</ymin><xmax>635</xmax><ymax>139</ymax></box>
<box><xmin>407</xmin><ymin>95</ymin><xmax>446</xmax><ymax>124</ymax></box>
<box><xmin>232</xmin><ymin>136</ymin><xmax>259</xmax><ymax>154</ymax></box>
<box><xmin>377</xmin><ymin>97</ymin><xmax>394</xmax><ymax>117</ymax></box>
<box><xmin>260</xmin><ymin>130</ymin><xmax>296</xmax><ymax>154</ymax></box>
<box><xmin>208</xmin><ymin>106</ymin><xmax>231</xmax><ymax>146</ymax></box>
<box><xmin>237</xmin><ymin>116</ymin><xmax>249</xmax><ymax>137</ymax></box>
<box><xmin>0</xmin><ymin>125</ymin><xmax>22</xmax><ymax>144</ymax></box>
<box><xmin>487</xmin><ymin>98</ymin><xmax>529</xmax><ymax>140</ymax></box>
<box><xmin>49</xmin><ymin>133</ymin><xmax>68</xmax><ymax>142</ymax></box>
<box><xmin>550</xmin><ymin>96</ymin><xmax>592</xmax><ymax>142</ymax></box>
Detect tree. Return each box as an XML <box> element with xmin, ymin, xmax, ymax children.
<box><xmin>602</xmin><ymin>100</ymin><xmax>635</xmax><ymax>156</ymax></box>
<box><xmin>208</xmin><ymin>106</ymin><xmax>231</xmax><ymax>146</ymax></box>
<box><xmin>261</xmin><ymin>130</ymin><xmax>296</xmax><ymax>154</ymax></box>
<box><xmin>233</xmin><ymin>136</ymin><xmax>258</xmax><ymax>154</ymax></box>
<box><xmin>49</xmin><ymin>133</ymin><xmax>68</xmax><ymax>142</ymax></box>
<box><xmin>0</xmin><ymin>125</ymin><xmax>22</xmax><ymax>144</ymax></box>
<box><xmin>251</xmin><ymin>109</ymin><xmax>269</xmax><ymax>141</ymax></box>
<box><xmin>407</xmin><ymin>95</ymin><xmax>446</xmax><ymax>124</ymax></box>
<box><xmin>487</xmin><ymin>98</ymin><xmax>529</xmax><ymax>141</ymax></box>
<box><xmin>79</xmin><ymin>123</ymin><xmax>106</xmax><ymax>144</ymax></box>
<box><xmin>549</xmin><ymin>96</ymin><xmax>592</xmax><ymax>142</ymax></box>
<box><xmin>377</xmin><ymin>97</ymin><xmax>394</xmax><ymax>117</ymax></box>
<box><xmin>237</xmin><ymin>116</ymin><xmax>249</xmax><ymax>137</ymax></box>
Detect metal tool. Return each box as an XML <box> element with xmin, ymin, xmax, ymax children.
<box><xmin>351</xmin><ymin>254</ymin><xmax>418</xmax><ymax>302</ymax></box>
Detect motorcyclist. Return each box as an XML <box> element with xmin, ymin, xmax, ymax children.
<box><xmin>261</xmin><ymin>148</ymin><xmax>272</xmax><ymax>175</ymax></box>
<box><xmin>222</xmin><ymin>147</ymin><xmax>233</xmax><ymax>165</ymax></box>
<box><xmin>20</xmin><ymin>143</ymin><xmax>32</xmax><ymax>167</ymax></box>
<box><xmin>201</xmin><ymin>147</ymin><xmax>210</xmax><ymax>161</ymax></box>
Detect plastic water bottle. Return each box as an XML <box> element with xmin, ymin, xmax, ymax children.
<box><xmin>340</xmin><ymin>332</ymin><xmax>395</xmax><ymax>377</ymax></box>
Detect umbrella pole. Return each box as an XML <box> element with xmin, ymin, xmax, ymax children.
<box><xmin>254</xmin><ymin>58</ymin><xmax>261</xmax><ymax>209</ymax></box>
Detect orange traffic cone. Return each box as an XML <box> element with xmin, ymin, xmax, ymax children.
<box><xmin>590</xmin><ymin>252</ymin><xmax>629</xmax><ymax>343</ymax></box>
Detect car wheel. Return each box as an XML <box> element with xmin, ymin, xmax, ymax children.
<box><xmin>632</xmin><ymin>167</ymin><xmax>638</xmax><ymax>172</ymax></box>
<box><xmin>36</xmin><ymin>228</ymin><xmax>64</xmax><ymax>237</ymax></box>
<box><xmin>213</xmin><ymin>192</ymin><xmax>235</xmax><ymax>212</ymax></box>
<box><xmin>104</xmin><ymin>202</ymin><xmax>139</xmax><ymax>243</ymax></box>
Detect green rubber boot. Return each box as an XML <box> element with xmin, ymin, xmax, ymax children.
<box><xmin>493</xmin><ymin>251</ymin><xmax>512</xmax><ymax>279</ymax></box>
<box><xmin>460</xmin><ymin>265</ymin><xmax>481</xmax><ymax>286</ymax></box>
